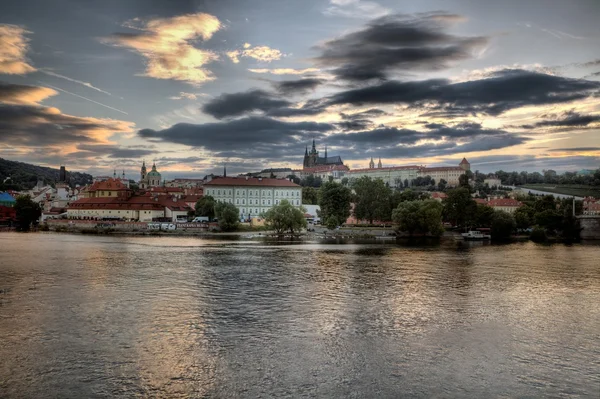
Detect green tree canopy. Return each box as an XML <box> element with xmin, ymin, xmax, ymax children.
<box><xmin>475</xmin><ymin>204</ymin><xmax>495</xmax><ymax>228</ymax></box>
<box><xmin>264</xmin><ymin>200</ymin><xmax>307</xmax><ymax>235</ymax></box>
<box><xmin>491</xmin><ymin>210</ymin><xmax>516</xmax><ymax>240</ymax></box>
<box><xmin>318</xmin><ymin>181</ymin><xmax>352</xmax><ymax>228</ymax></box>
<box><xmin>514</xmin><ymin>205</ymin><xmax>534</xmax><ymax>230</ymax></box>
<box><xmin>214</xmin><ymin>202</ymin><xmax>239</xmax><ymax>232</ymax></box>
<box><xmin>14</xmin><ymin>195</ymin><xmax>41</xmax><ymax>231</ymax></box>
<box><xmin>302</xmin><ymin>187</ymin><xmax>318</xmax><ymax>205</ymax></box>
<box><xmin>443</xmin><ymin>188</ymin><xmax>477</xmax><ymax>227</ymax></box>
<box><xmin>437</xmin><ymin>179</ymin><xmax>447</xmax><ymax>191</ymax></box>
<box><xmin>352</xmin><ymin>176</ymin><xmax>392</xmax><ymax>224</ymax></box>
<box><xmin>392</xmin><ymin>199</ymin><xmax>444</xmax><ymax>236</ymax></box>
<box><xmin>195</xmin><ymin>195</ymin><xmax>216</xmax><ymax>220</ymax></box>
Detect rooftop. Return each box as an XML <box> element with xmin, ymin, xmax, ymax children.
<box><xmin>204</xmin><ymin>177</ymin><xmax>300</xmax><ymax>187</ymax></box>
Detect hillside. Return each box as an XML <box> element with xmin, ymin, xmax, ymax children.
<box><xmin>0</xmin><ymin>158</ymin><xmax>93</xmax><ymax>190</ymax></box>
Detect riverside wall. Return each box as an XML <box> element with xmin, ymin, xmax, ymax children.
<box><xmin>46</xmin><ymin>219</ymin><xmax>213</xmax><ymax>232</ymax></box>
<box><xmin>579</xmin><ymin>216</ymin><xmax>600</xmax><ymax>240</ymax></box>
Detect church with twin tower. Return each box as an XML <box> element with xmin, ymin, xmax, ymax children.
<box><xmin>303</xmin><ymin>140</ymin><xmax>344</xmax><ymax>169</ymax></box>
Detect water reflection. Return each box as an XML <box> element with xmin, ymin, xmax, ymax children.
<box><xmin>0</xmin><ymin>233</ymin><xmax>599</xmax><ymax>398</ymax></box>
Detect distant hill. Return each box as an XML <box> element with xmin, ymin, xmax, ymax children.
<box><xmin>0</xmin><ymin>158</ymin><xmax>93</xmax><ymax>190</ymax></box>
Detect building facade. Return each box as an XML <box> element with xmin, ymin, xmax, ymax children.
<box><xmin>347</xmin><ymin>165</ymin><xmax>422</xmax><ymax>188</ymax></box>
<box><xmin>203</xmin><ymin>177</ymin><xmax>302</xmax><ymax>219</ymax></box>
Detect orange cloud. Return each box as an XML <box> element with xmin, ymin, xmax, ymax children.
<box><xmin>101</xmin><ymin>13</ymin><xmax>221</xmax><ymax>85</ymax></box>
<box><xmin>0</xmin><ymin>83</ymin><xmax>57</xmax><ymax>105</ymax></box>
<box><xmin>227</xmin><ymin>43</ymin><xmax>283</xmax><ymax>63</ymax></box>
<box><xmin>0</xmin><ymin>24</ymin><xmax>36</xmax><ymax>74</ymax></box>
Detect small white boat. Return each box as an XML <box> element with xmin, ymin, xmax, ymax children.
<box><xmin>461</xmin><ymin>230</ymin><xmax>491</xmax><ymax>240</ymax></box>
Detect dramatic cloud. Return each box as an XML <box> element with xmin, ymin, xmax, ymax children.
<box><xmin>0</xmin><ymin>24</ymin><xmax>36</xmax><ymax>74</ymax></box>
<box><xmin>248</xmin><ymin>68</ymin><xmax>320</xmax><ymax>75</ymax></box>
<box><xmin>101</xmin><ymin>13</ymin><xmax>221</xmax><ymax>85</ymax></box>
<box><xmin>272</xmin><ymin>78</ymin><xmax>324</xmax><ymax>95</ymax></box>
<box><xmin>0</xmin><ymin>82</ymin><xmax>57</xmax><ymax>105</ymax></box>
<box><xmin>77</xmin><ymin>144</ymin><xmax>157</xmax><ymax>159</ymax></box>
<box><xmin>521</xmin><ymin>111</ymin><xmax>600</xmax><ymax>129</ymax></box>
<box><xmin>326</xmin><ymin>70</ymin><xmax>600</xmax><ymax>116</ymax></box>
<box><xmin>227</xmin><ymin>43</ymin><xmax>283</xmax><ymax>63</ymax></box>
<box><xmin>201</xmin><ymin>89</ymin><xmax>292</xmax><ymax>119</ymax></box>
<box><xmin>314</xmin><ymin>13</ymin><xmax>487</xmax><ymax>81</ymax></box>
<box><xmin>340</xmin><ymin>108</ymin><xmax>387</xmax><ymax>120</ymax></box>
<box><xmin>0</xmin><ymin>83</ymin><xmax>134</xmax><ymax>149</ymax></box>
<box><xmin>138</xmin><ymin>117</ymin><xmax>334</xmax><ymax>161</ymax></box>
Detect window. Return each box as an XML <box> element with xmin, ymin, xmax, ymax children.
<box><xmin>218</xmin><ymin>190</ymin><xmax>221</xmax><ymax>195</ymax></box>
<box><xmin>236</xmin><ymin>199</ymin><xmax>239</xmax><ymax>204</ymax></box>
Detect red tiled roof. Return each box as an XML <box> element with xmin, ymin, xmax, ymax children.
<box><xmin>460</xmin><ymin>158</ymin><xmax>470</xmax><ymax>165</ymax></box>
<box><xmin>149</xmin><ymin>187</ymin><xmax>184</xmax><ymax>193</ymax></box>
<box><xmin>431</xmin><ymin>192</ymin><xmax>447</xmax><ymax>199</ymax></box>
<box><xmin>475</xmin><ymin>198</ymin><xmax>488</xmax><ymax>205</ymax></box>
<box><xmin>488</xmin><ymin>198</ymin><xmax>522</xmax><ymax>207</ymax></box>
<box><xmin>88</xmin><ymin>178</ymin><xmax>128</xmax><ymax>192</ymax></box>
<box><xmin>205</xmin><ymin>177</ymin><xmax>300</xmax><ymax>187</ymax></box>
<box><xmin>348</xmin><ymin>165</ymin><xmax>422</xmax><ymax>173</ymax></box>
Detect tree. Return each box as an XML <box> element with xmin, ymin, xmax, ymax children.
<box><xmin>437</xmin><ymin>178</ymin><xmax>447</xmax><ymax>191</ymax></box>
<box><xmin>443</xmin><ymin>188</ymin><xmax>477</xmax><ymax>227</ymax></box>
<box><xmin>491</xmin><ymin>210</ymin><xmax>515</xmax><ymax>240</ymax></box>
<box><xmin>535</xmin><ymin>209</ymin><xmax>562</xmax><ymax>233</ymax></box>
<box><xmin>264</xmin><ymin>200</ymin><xmax>307</xmax><ymax>235</ymax></box>
<box><xmin>352</xmin><ymin>176</ymin><xmax>391</xmax><ymax>224</ymax></box>
<box><xmin>301</xmin><ymin>175</ymin><xmax>322</xmax><ymax>188</ymax></box>
<box><xmin>318</xmin><ymin>181</ymin><xmax>352</xmax><ymax>228</ymax></box>
<box><xmin>392</xmin><ymin>200</ymin><xmax>444</xmax><ymax>236</ymax></box>
<box><xmin>302</xmin><ymin>187</ymin><xmax>318</xmax><ymax>205</ymax></box>
<box><xmin>214</xmin><ymin>202</ymin><xmax>239</xmax><ymax>231</ymax></box>
<box><xmin>341</xmin><ymin>177</ymin><xmax>349</xmax><ymax>186</ymax></box>
<box><xmin>458</xmin><ymin>174</ymin><xmax>470</xmax><ymax>190</ymax></box>
<box><xmin>514</xmin><ymin>205</ymin><xmax>533</xmax><ymax>230</ymax></box>
<box><xmin>14</xmin><ymin>195</ymin><xmax>41</xmax><ymax>231</ymax></box>
<box><xmin>195</xmin><ymin>195</ymin><xmax>216</xmax><ymax>220</ymax></box>
<box><xmin>475</xmin><ymin>204</ymin><xmax>495</xmax><ymax>228</ymax></box>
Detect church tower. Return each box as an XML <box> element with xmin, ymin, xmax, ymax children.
<box><xmin>303</xmin><ymin>146</ymin><xmax>309</xmax><ymax>168</ymax></box>
<box><xmin>369</xmin><ymin>157</ymin><xmax>375</xmax><ymax>169</ymax></box>
<box><xmin>378</xmin><ymin>157</ymin><xmax>382</xmax><ymax>168</ymax></box>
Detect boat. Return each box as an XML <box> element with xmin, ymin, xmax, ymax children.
<box><xmin>461</xmin><ymin>230</ymin><xmax>491</xmax><ymax>240</ymax></box>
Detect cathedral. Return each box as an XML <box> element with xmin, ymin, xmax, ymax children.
<box><xmin>139</xmin><ymin>161</ymin><xmax>162</xmax><ymax>189</ymax></box>
<box><xmin>303</xmin><ymin>140</ymin><xmax>344</xmax><ymax>169</ymax></box>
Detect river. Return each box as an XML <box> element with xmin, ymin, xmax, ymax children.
<box><xmin>0</xmin><ymin>233</ymin><xmax>599</xmax><ymax>398</ymax></box>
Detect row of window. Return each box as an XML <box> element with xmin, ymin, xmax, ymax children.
<box><xmin>206</xmin><ymin>188</ymin><xmax>301</xmax><ymax>197</ymax></box>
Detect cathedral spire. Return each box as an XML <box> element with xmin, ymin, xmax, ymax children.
<box><xmin>224</xmin><ymin>163</ymin><xmax>227</xmax><ymax>177</ymax></box>
<box><xmin>113</xmin><ymin>169</ymin><xmax>116</xmax><ymax>178</ymax></box>
<box><xmin>312</xmin><ymin>139</ymin><xmax>316</xmax><ymax>152</ymax></box>
<box><xmin>378</xmin><ymin>157</ymin><xmax>382</xmax><ymax>169</ymax></box>
<box><xmin>369</xmin><ymin>157</ymin><xmax>375</xmax><ymax>169</ymax></box>
<box><xmin>305</xmin><ymin>146</ymin><xmax>308</xmax><ymax>156</ymax></box>
<box><xmin>325</xmin><ymin>145</ymin><xmax>328</xmax><ymax>159</ymax></box>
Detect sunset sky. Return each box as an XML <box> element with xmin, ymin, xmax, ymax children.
<box><xmin>1</xmin><ymin>0</ymin><xmax>599</xmax><ymax>178</ymax></box>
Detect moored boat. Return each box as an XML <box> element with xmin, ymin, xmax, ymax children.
<box><xmin>461</xmin><ymin>230</ymin><xmax>491</xmax><ymax>240</ymax></box>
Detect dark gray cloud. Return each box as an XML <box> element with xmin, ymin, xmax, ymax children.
<box><xmin>200</xmin><ymin>89</ymin><xmax>324</xmax><ymax>119</ymax></box>
<box><xmin>325</xmin><ymin>70</ymin><xmax>600</xmax><ymax>116</ymax></box>
<box><xmin>336</xmin><ymin>119</ymin><xmax>375</xmax><ymax>131</ymax></box>
<box><xmin>272</xmin><ymin>78</ymin><xmax>324</xmax><ymax>96</ymax></box>
<box><xmin>77</xmin><ymin>144</ymin><xmax>157</xmax><ymax>159</ymax></box>
<box><xmin>340</xmin><ymin>108</ymin><xmax>387</xmax><ymax>120</ymax></box>
<box><xmin>138</xmin><ymin>115</ymin><xmax>528</xmax><ymax>162</ymax></box>
<box><xmin>520</xmin><ymin>111</ymin><xmax>600</xmax><ymax>129</ymax></box>
<box><xmin>313</xmin><ymin>13</ymin><xmax>488</xmax><ymax>81</ymax></box>
<box><xmin>138</xmin><ymin>117</ymin><xmax>334</xmax><ymax>155</ymax></box>
<box><xmin>201</xmin><ymin>90</ymin><xmax>292</xmax><ymax>119</ymax></box>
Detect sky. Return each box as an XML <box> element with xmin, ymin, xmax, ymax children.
<box><xmin>0</xmin><ymin>0</ymin><xmax>599</xmax><ymax>179</ymax></box>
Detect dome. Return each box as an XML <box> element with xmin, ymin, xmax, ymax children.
<box><xmin>147</xmin><ymin>170</ymin><xmax>161</xmax><ymax>177</ymax></box>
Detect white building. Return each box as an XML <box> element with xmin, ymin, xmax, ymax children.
<box><xmin>484</xmin><ymin>177</ymin><xmax>503</xmax><ymax>188</ymax></box>
<box><xmin>347</xmin><ymin>165</ymin><xmax>422</xmax><ymax>188</ymax></box>
<box><xmin>203</xmin><ymin>176</ymin><xmax>302</xmax><ymax>218</ymax></box>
